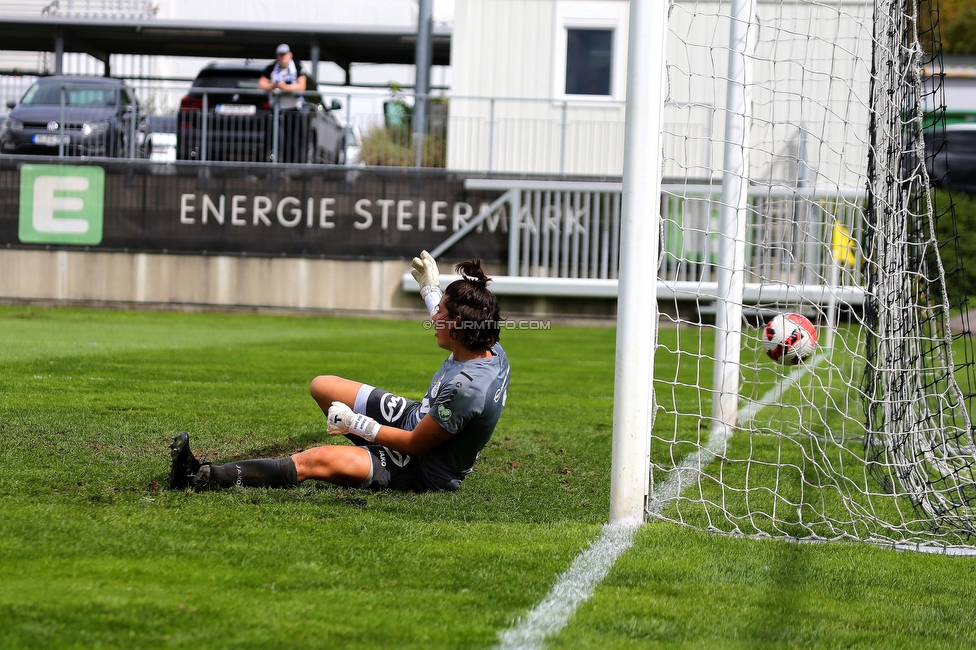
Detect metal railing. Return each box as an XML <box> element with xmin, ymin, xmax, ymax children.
<box><xmin>2</xmin><ymin>72</ymin><xmax>727</xmax><ymax>180</ymax></box>
<box><xmin>2</xmin><ymin>75</ymin><xmax>187</xmax><ymax>124</ymax></box>
<box><xmin>440</xmin><ymin>96</ymin><xmax>714</xmax><ymax>177</ymax></box>
<box><xmin>174</xmin><ymin>87</ymin><xmax>339</xmax><ymax>164</ymax></box>
<box><xmin>0</xmin><ymin>81</ymin><xmax>142</xmax><ymax>158</ymax></box>
<box><xmin>0</xmin><ymin>81</ymin><xmax>346</xmax><ymax>164</ymax></box>
<box><xmin>418</xmin><ymin>179</ymin><xmax>866</xmax><ymax>306</ymax></box>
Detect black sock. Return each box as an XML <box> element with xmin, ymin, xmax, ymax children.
<box><xmin>207</xmin><ymin>458</ymin><xmax>298</xmax><ymax>488</ymax></box>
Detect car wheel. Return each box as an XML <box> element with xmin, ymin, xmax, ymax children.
<box><xmin>336</xmin><ymin>146</ymin><xmax>346</xmax><ymax>166</ymax></box>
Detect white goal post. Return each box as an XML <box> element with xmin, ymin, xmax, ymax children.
<box><xmin>610</xmin><ymin>0</ymin><xmax>669</xmax><ymax>525</ymax></box>
<box><xmin>611</xmin><ymin>0</ymin><xmax>976</xmax><ymax>551</ymax></box>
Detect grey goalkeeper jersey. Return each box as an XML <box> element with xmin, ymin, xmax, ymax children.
<box><xmin>410</xmin><ymin>343</ymin><xmax>510</xmax><ymax>490</ymax></box>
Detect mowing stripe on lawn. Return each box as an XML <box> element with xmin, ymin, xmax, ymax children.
<box><xmin>495</xmin><ymin>358</ymin><xmax>819</xmax><ymax>650</ymax></box>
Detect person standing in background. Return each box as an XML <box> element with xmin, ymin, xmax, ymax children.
<box><xmin>259</xmin><ymin>43</ymin><xmax>307</xmax><ymax>162</ymax></box>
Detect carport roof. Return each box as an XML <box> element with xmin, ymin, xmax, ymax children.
<box><xmin>0</xmin><ymin>14</ymin><xmax>451</xmax><ymax>69</ymax></box>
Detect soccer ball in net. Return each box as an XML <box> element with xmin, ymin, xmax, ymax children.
<box><xmin>762</xmin><ymin>313</ymin><xmax>818</xmax><ymax>364</ymax></box>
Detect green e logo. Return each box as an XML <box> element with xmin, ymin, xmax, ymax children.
<box><xmin>19</xmin><ymin>164</ymin><xmax>104</xmax><ymax>245</ymax></box>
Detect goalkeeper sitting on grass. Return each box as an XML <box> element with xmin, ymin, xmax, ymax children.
<box><xmin>167</xmin><ymin>254</ymin><xmax>510</xmax><ymax>493</ymax></box>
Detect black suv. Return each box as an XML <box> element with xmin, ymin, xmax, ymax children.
<box><xmin>925</xmin><ymin>123</ymin><xmax>976</xmax><ymax>194</ymax></box>
<box><xmin>176</xmin><ymin>62</ymin><xmax>345</xmax><ymax>164</ymax></box>
<box><xmin>1</xmin><ymin>75</ymin><xmax>145</xmax><ymax>157</ymax></box>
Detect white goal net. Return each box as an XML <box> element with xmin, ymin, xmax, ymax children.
<box><xmin>650</xmin><ymin>0</ymin><xmax>976</xmax><ymax>550</ymax></box>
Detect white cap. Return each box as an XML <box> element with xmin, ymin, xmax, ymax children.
<box><xmin>276</xmin><ymin>43</ymin><xmax>290</xmax><ymax>55</ymax></box>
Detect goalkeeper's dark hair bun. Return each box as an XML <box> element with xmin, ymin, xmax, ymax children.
<box><xmin>455</xmin><ymin>259</ymin><xmax>490</xmax><ymax>288</ymax></box>
<box><xmin>444</xmin><ymin>259</ymin><xmax>501</xmax><ymax>351</ymax></box>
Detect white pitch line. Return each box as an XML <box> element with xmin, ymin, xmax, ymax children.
<box><xmin>495</xmin><ymin>358</ymin><xmax>819</xmax><ymax>650</ymax></box>
<box><xmin>494</xmin><ymin>521</ymin><xmax>641</xmax><ymax>650</ymax></box>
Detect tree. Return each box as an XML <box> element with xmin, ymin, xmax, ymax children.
<box><xmin>933</xmin><ymin>0</ymin><xmax>976</xmax><ymax>54</ymax></box>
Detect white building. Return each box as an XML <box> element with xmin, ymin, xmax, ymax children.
<box><xmin>448</xmin><ymin>0</ymin><xmax>874</xmax><ymax>188</ymax></box>
<box><xmin>1</xmin><ymin>0</ymin><xmax>880</xmax><ymax>187</ymax></box>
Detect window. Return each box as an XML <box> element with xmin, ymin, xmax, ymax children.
<box><xmin>565</xmin><ymin>29</ymin><xmax>613</xmax><ymax>96</ymax></box>
<box><xmin>192</xmin><ymin>72</ymin><xmax>263</xmax><ymax>90</ymax></box>
<box><xmin>552</xmin><ymin>1</ymin><xmax>628</xmax><ymax>102</ymax></box>
<box><xmin>22</xmin><ymin>82</ymin><xmax>116</xmax><ymax>107</ymax></box>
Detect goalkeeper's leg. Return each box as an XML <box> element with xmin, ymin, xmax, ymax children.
<box><xmin>293</xmin><ymin>444</ymin><xmax>430</xmax><ymax>491</ymax></box>
<box><xmin>194</xmin><ymin>445</ymin><xmax>371</xmax><ymax>489</ymax></box>
<box><xmin>194</xmin><ymin>457</ymin><xmax>298</xmax><ymax>489</ymax></box>
<box><xmin>309</xmin><ymin>375</ymin><xmax>370</xmax><ymax>445</ymax></box>
<box><xmin>309</xmin><ymin>375</ymin><xmax>363</xmax><ymax>414</ymax></box>
<box><xmin>292</xmin><ymin>445</ymin><xmax>372</xmax><ymax>486</ymax></box>
<box><xmin>310</xmin><ymin>376</ymin><xmax>419</xmax><ymax>445</ymax></box>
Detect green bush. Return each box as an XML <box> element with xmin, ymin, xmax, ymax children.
<box><xmin>362</xmin><ymin>82</ymin><xmax>447</xmax><ymax>167</ymax></box>
<box><xmin>933</xmin><ymin>188</ymin><xmax>976</xmax><ymax>309</ymax></box>
<box><xmin>360</xmin><ymin>125</ymin><xmax>446</xmax><ymax>168</ymax></box>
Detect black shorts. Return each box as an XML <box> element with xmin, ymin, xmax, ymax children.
<box><xmin>360</xmin><ymin>444</ymin><xmax>433</xmax><ymax>492</ymax></box>
<box><xmin>354</xmin><ymin>386</ymin><xmax>432</xmax><ymax>491</ymax></box>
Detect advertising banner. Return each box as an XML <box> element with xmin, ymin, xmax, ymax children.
<box><xmin>0</xmin><ymin>159</ymin><xmax>509</xmax><ymax>263</ymax></box>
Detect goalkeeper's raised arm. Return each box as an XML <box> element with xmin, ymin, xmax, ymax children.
<box><xmin>412</xmin><ymin>250</ymin><xmax>442</xmax><ymax>317</ymax></box>
<box><xmin>167</xmin><ymin>258</ymin><xmax>510</xmax><ymax>494</ymax></box>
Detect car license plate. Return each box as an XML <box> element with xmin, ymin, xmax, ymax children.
<box><xmin>33</xmin><ymin>134</ymin><xmax>69</xmax><ymax>146</ymax></box>
<box><xmin>216</xmin><ymin>104</ymin><xmax>256</xmax><ymax>116</ymax></box>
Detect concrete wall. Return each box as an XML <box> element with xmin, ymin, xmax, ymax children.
<box><xmin>0</xmin><ymin>249</ymin><xmax>417</xmax><ymax>313</ymax></box>
<box><xmin>0</xmin><ymin>249</ymin><xmax>618</xmax><ymax>320</ymax></box>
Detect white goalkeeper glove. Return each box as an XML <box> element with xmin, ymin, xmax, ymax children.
<box><xmin>327</xmin><ymin>401</ymin><xmax>381</xmax><ymax>442</ymax></box>
<box><xmin>411</xmin><ymin>250</ymin><xmax>443</xmax><ymax>317</ymax></box>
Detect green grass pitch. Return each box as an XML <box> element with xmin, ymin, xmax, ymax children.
<box><xmin>1</xmin><ymin>305</ymin><xmax>974</xmax><ymax>649</ymax></box>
